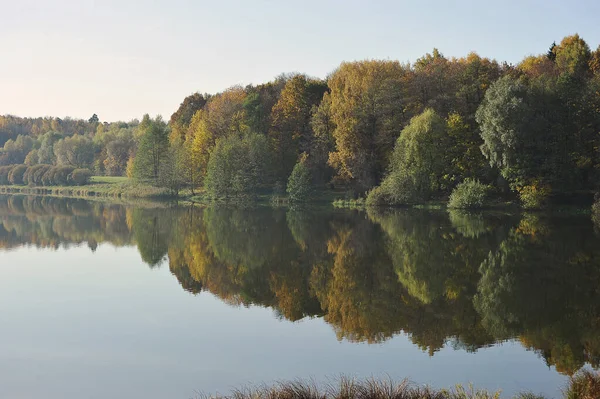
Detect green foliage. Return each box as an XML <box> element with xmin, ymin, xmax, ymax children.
<box><xmin>1</xmin><ymin>33</ymin><xmax>600</xmax><ymax>206</ymax></box>
<box><xmin>9</xmin><ymin>165</ymin><xmax>91</xmax><ymax>187</ymax></box>
<box><xmin>555</xmin><ymin>34</ymin><xmax>591</xmax><ymax>77</ymax></box>
<box><xmin>132</xmin><ymin>115</ymin><xmax>169</xmax><ymax>180</ymax></box>
<box><xmin>53</xmin><ymin>134</ymin><xmax>96</xmax><ymax>168</ymax></box>
<box><xmin>0</xmin><ymin>165</ymin><xmax>15</xmax><ymax>185</ymax></box>
<box><xmin>366</xmin><ymin>109</ymin><xmax>449</xmax><ymax>206</ymax></box>
<box><xmin>70</xmin><ymin>168</ymin><xmax>93</xmax><ymax>185</ymax></box>
<box><xmin>286</xmin><ymin>156</ymin><xmax>314</xmax><ymax>203</ymax></box>
<box><xmin>448</xmin><ymin>179</ymin><xmax>490</xmax><ymax>209</ymax></box>
<box><xmin>205</xmin><ymin>133</ymin><xmax>271</xmax><ymax>200</ymax></box>
<box><xmin>157</xmin><ymin>140</ymin><xmax>187</xmax><ymax>196</ymax></box>
<box><xmin>0</xmin><ymin>135</ymin><xmax>35</xmax><ymax>165</ymax></box>
<box><xmin>8</xmin><ymin>164</ymin><xmax>27</xmax><ymax>184</ymax></box>
<box><xmin>32</xmin><ymin>164</ymin><xmax>52</xmax><ymax>186</ymax></box>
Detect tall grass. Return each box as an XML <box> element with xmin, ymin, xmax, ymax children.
<box><xmin>197</xmin><ymin>374</ymin><xmax>600</xmax><ymax>399</ymax></box>
<box><xmin>196</xmin><ymin>377</ymin><xmax>514</xmax><ymax>399</ymax></box>
<box><xmin>564</xmin><ymin>370</ymin><xmax>600</xmax><ymax>399</ymax></box>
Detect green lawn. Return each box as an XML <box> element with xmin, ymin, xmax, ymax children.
<box><xmin>90</xmin><ymin>176</ymin><xmax>130</xmax><ymax>184</ymax></box>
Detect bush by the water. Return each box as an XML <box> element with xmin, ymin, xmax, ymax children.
<box><xmin>517</xmin><ymin>182</ymin><xmax>551</xmax><ymax>209</ymax></box>
<box><xmin>8</xmin><ymin>165</ymin><xmax>27</xmax><ymax>185</ymax></box>
<box><xmin>0</xmin><ymin>164</ymin><xmax>92</xmax><ymax>186</ymax></box>
<box><xmin>366</xmin><ymin>109</ymin><xmax>449</xmax><ymax>207</ymax></box>
<box><xmin>448</xmin><ymin>179</ymin><xmax>490</xmax><ymax>209</ymax></box>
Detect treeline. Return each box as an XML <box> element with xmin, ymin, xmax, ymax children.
<box><xmin>130</xmin><ymin>34</ymin><xmax>600</xmax><ymax>205</ymax></box>
<box><xmin>0</xmin><ymin>114</ymin><xmax>138</xmax><ymax>178</ymax></box>
<box><xmin>2</xmin><ymin>34</ymin><xmax>600</xmax><ymax>205</ymax></box>
<box><xmin>0</xmin><ymin>164</ymin><xmax>92</xmax><ymax>186</ymax></box>
<box><xmin>2</xmin><ymin>196</ymin><xmax>600</xmax><ymax>375</ymax></box>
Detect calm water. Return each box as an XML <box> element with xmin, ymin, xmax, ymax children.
<box><xmin>1</xmin><ymin>195</ymin><xmax>599</xmax><ymax>399</ymax></box>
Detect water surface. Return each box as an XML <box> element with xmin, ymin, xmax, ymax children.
<box><xmin>1</xmin><ymin>195</ymin><xmax>599</xmax><ymax>398</ymax></box>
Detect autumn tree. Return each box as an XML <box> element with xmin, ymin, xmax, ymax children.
<box><xmin>188</xmin><ymin>87</ymin><xmax>247</xmax><ymax>183</ymax></box>
<box><xmin>169</xmin><ymin>92</ymin><xmax>207</xmax><ymax>142</ymax></box>
<box><xmin>269</xmin><ymin>75</ymin><xmax>328</xmax><ymax>181</ymax></box>
<box><xmin>327</xmin><ymin>60</ymin><xmax>409</xmax><ymax>192</ymax></box>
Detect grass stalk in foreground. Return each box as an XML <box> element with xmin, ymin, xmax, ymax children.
<box><xmin>194</xmin><ymin>376</ymin><xmax>563</xmax><ymax>399</ymax></box>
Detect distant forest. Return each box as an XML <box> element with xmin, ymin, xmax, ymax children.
<box><xmin>1</xmin><ymin>34</ymin><xmax>599</xmax><ymax>206</ymax></box>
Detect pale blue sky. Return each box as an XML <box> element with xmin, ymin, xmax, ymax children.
<box><xmin>1</xmin><ymin>0</ymin><xmax>599</xmax><ymax>122</ymax></box>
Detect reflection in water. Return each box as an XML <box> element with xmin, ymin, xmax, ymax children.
<box><xmin>1</xmin><ymin>195</ymin><xmax>599</xmax><ymax>375</ymax></box>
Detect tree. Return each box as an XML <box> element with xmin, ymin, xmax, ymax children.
<box><xmin>169</xmin><ymin>92</ymin><xmax>207</xmax><ymax>142</ymax></box>
<box><xmin>157</xmin><ymin>140</ymin><xmax>187</xmax><ymax>196</ymax></box>
<box><xmin>269</xmin><ymin>75</ymin><xmax>328</xmax><ymax>180</ymax></box>
<box><xmin>205</xmin><ymin>133</ymin><xmax>271</xmax><ymax>199</ymax></box>
<box><xmin>188</xmin><ymin>88</ymin><xmax>248</xmax><ymax>184</ymax></box>
<box><xmin>476</xmin><ymin>76</ymin><xmax>535</xmax><ymax>185</ymax></box>
<box><xmin>54</xmin><ymin>135</ymin><xmax>96</xmax><ymax>168</ymax></box>
<box><xmin>446</xmin><ymin>112</ymin><xmax>489</xmax><ymax>183</ymax></box>
<box><xmin>88</xmin><ymin>114</ymin><xmax>99</xmax><ymax>124</ymax></box>
<box><xmin>367</xmin><ymin>109</ymin><xmax>449</xmax><ymax>205</ymax></box>
<box><xmin>132</xmin><ymin>115</ymin><xmax>169</xmax><ymax>180</ymax></box>
<box><xmin>8</xmin><ymin>164</ymin><xmax>27</xmax><ymax>184</ymax></box>
<box><xmin>104</xmin><ymin>133</ymin><xmax>135</xmax><ymax>176</ymax></box>
<box><xmin>327</xmin><ymin>60</ymin><xmax>409</xmax><ymax>192</ymax></box>
<box><xmin>476</xmin><ymin>74</ymin><xmax>582</xmax><ymax>191</ymax></box>
<box><xmin>554</xmin><ymin>34</ymin><xmax>591</xmax><ymax>77</ymax></box>
<box><xmin>37</xmin><ymin>132</ymin><xmax>62</xmax><ymax>164</ymax></box>
<box><xmin>0</xmin><ymin>135</ymin><xmax>35</xmax><ymax>165</ymax></box>
<box><xmin>309</xmin><ymin>92</ymin><xmax>335</xmax><ymax>184</ymax></box>
<box><xmin>287</xmin><ymin>155</ymin><xmax>313</xmax><ymax>203</ymax></box>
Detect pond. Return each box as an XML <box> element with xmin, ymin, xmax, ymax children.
<box><xmin>0</xmin><ymin>195</ymin><xmax>598</xmax><ymax>399</ymax></box>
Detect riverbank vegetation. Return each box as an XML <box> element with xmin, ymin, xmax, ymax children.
<box><xmin>1</xmin><ymin>34</ymin><xmax>599</xmax><ymax>208</ymax></box>
<box><xmin>200</xmin><ymin>372</ymin><xmax>599</xmax><ymax>399</ymax></box>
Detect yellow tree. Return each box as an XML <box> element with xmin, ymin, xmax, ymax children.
<box><xmin>188</xmin><ymin>87</ymin><xmax>247</xmax><ymax>185</ymax></box>
<box><xmin>327</xmin><ymin>60</ymin><xmax>410</xmax><ymax>192</ymax></box>
<box><xmin>269</xmin><ymin>75</ymin><xmax>328</xmax><ymax>181</ymax></box>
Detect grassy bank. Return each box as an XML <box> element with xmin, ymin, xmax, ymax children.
<box><xmin>198</xmin><ymin>372</ymin><xmax>599</xmax><ymax>399</ymax></box>
<box><xmin>0</xmin><ymin>176</ymin><xmax>171</xmax><ymax>201</ymax></box>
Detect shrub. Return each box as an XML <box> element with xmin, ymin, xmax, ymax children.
<box><xmin>8</xmin><ymin>165</ymin><xmax>28</xmax><ymax>185</ymax></box>
<box><xmin>287</xmin><ymin>158</ymin><xmax>313</xmax><ymax>203</ymax></box>
<box><xmin>448</xmin><ymin>179</ymin><xmax>490</xmax><ymax>209</ymax></box>
<box><xmin>565</xmin><ymin>370</ymin><xmax>600</xmax><ymax>399</ymax></box>
<box><xmin>69</xmin><ymin>168</ymin><xmax>93</xmax><ymax>185</ymax></box>
<box><xmin>0</xmin><ymin>165</ymin><xmax>15</xmax><ymax>185</ymax></box>
<box><xmin>517</xmin><ymin>182</ymin><xmax>551</xmax><ymax>209</ymax></box>
<box><xmin>365</xmin><ymin>185</ymin><xmax>388</xmax><ymax>207</ymax></box>
<box><xmin>32</xmin><ymin>164</ymin><xmax>52</xmax><ymax>186</ymax></box>
<box><xmin>24</xmin><ymin>164</ymin><xmax>47</xmax><ymax>186</ymax></box>
<box><xmin>52</xmin><ymin>166</ymin><xmax>75</xmax><ymax>186</ymax></box>
<box><xmin>366</xmin><ymin>173</ymin><xmax>419</xmax><ymax>206</ymax></box>
<box><xmin>41</xmin><ymin>167</ymin><xmax>55</xmax><ymax>186</ymax></box>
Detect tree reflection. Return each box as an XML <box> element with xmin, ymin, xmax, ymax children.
<box><xmin>1</xmin><ymin>195</ymin><xmax>600</xmax><ymax>376</ymax></box>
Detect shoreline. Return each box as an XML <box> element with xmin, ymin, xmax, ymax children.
<box><xmin>0</xmin><ymin>183</ymin><xmax>594</xmax><ymax>215</ymax></box>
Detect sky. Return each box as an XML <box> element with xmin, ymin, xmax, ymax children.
<box><xmin>1</xmin><ymin>0</ymin><xmax>599</xmax><ymax>122</ymax></box>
